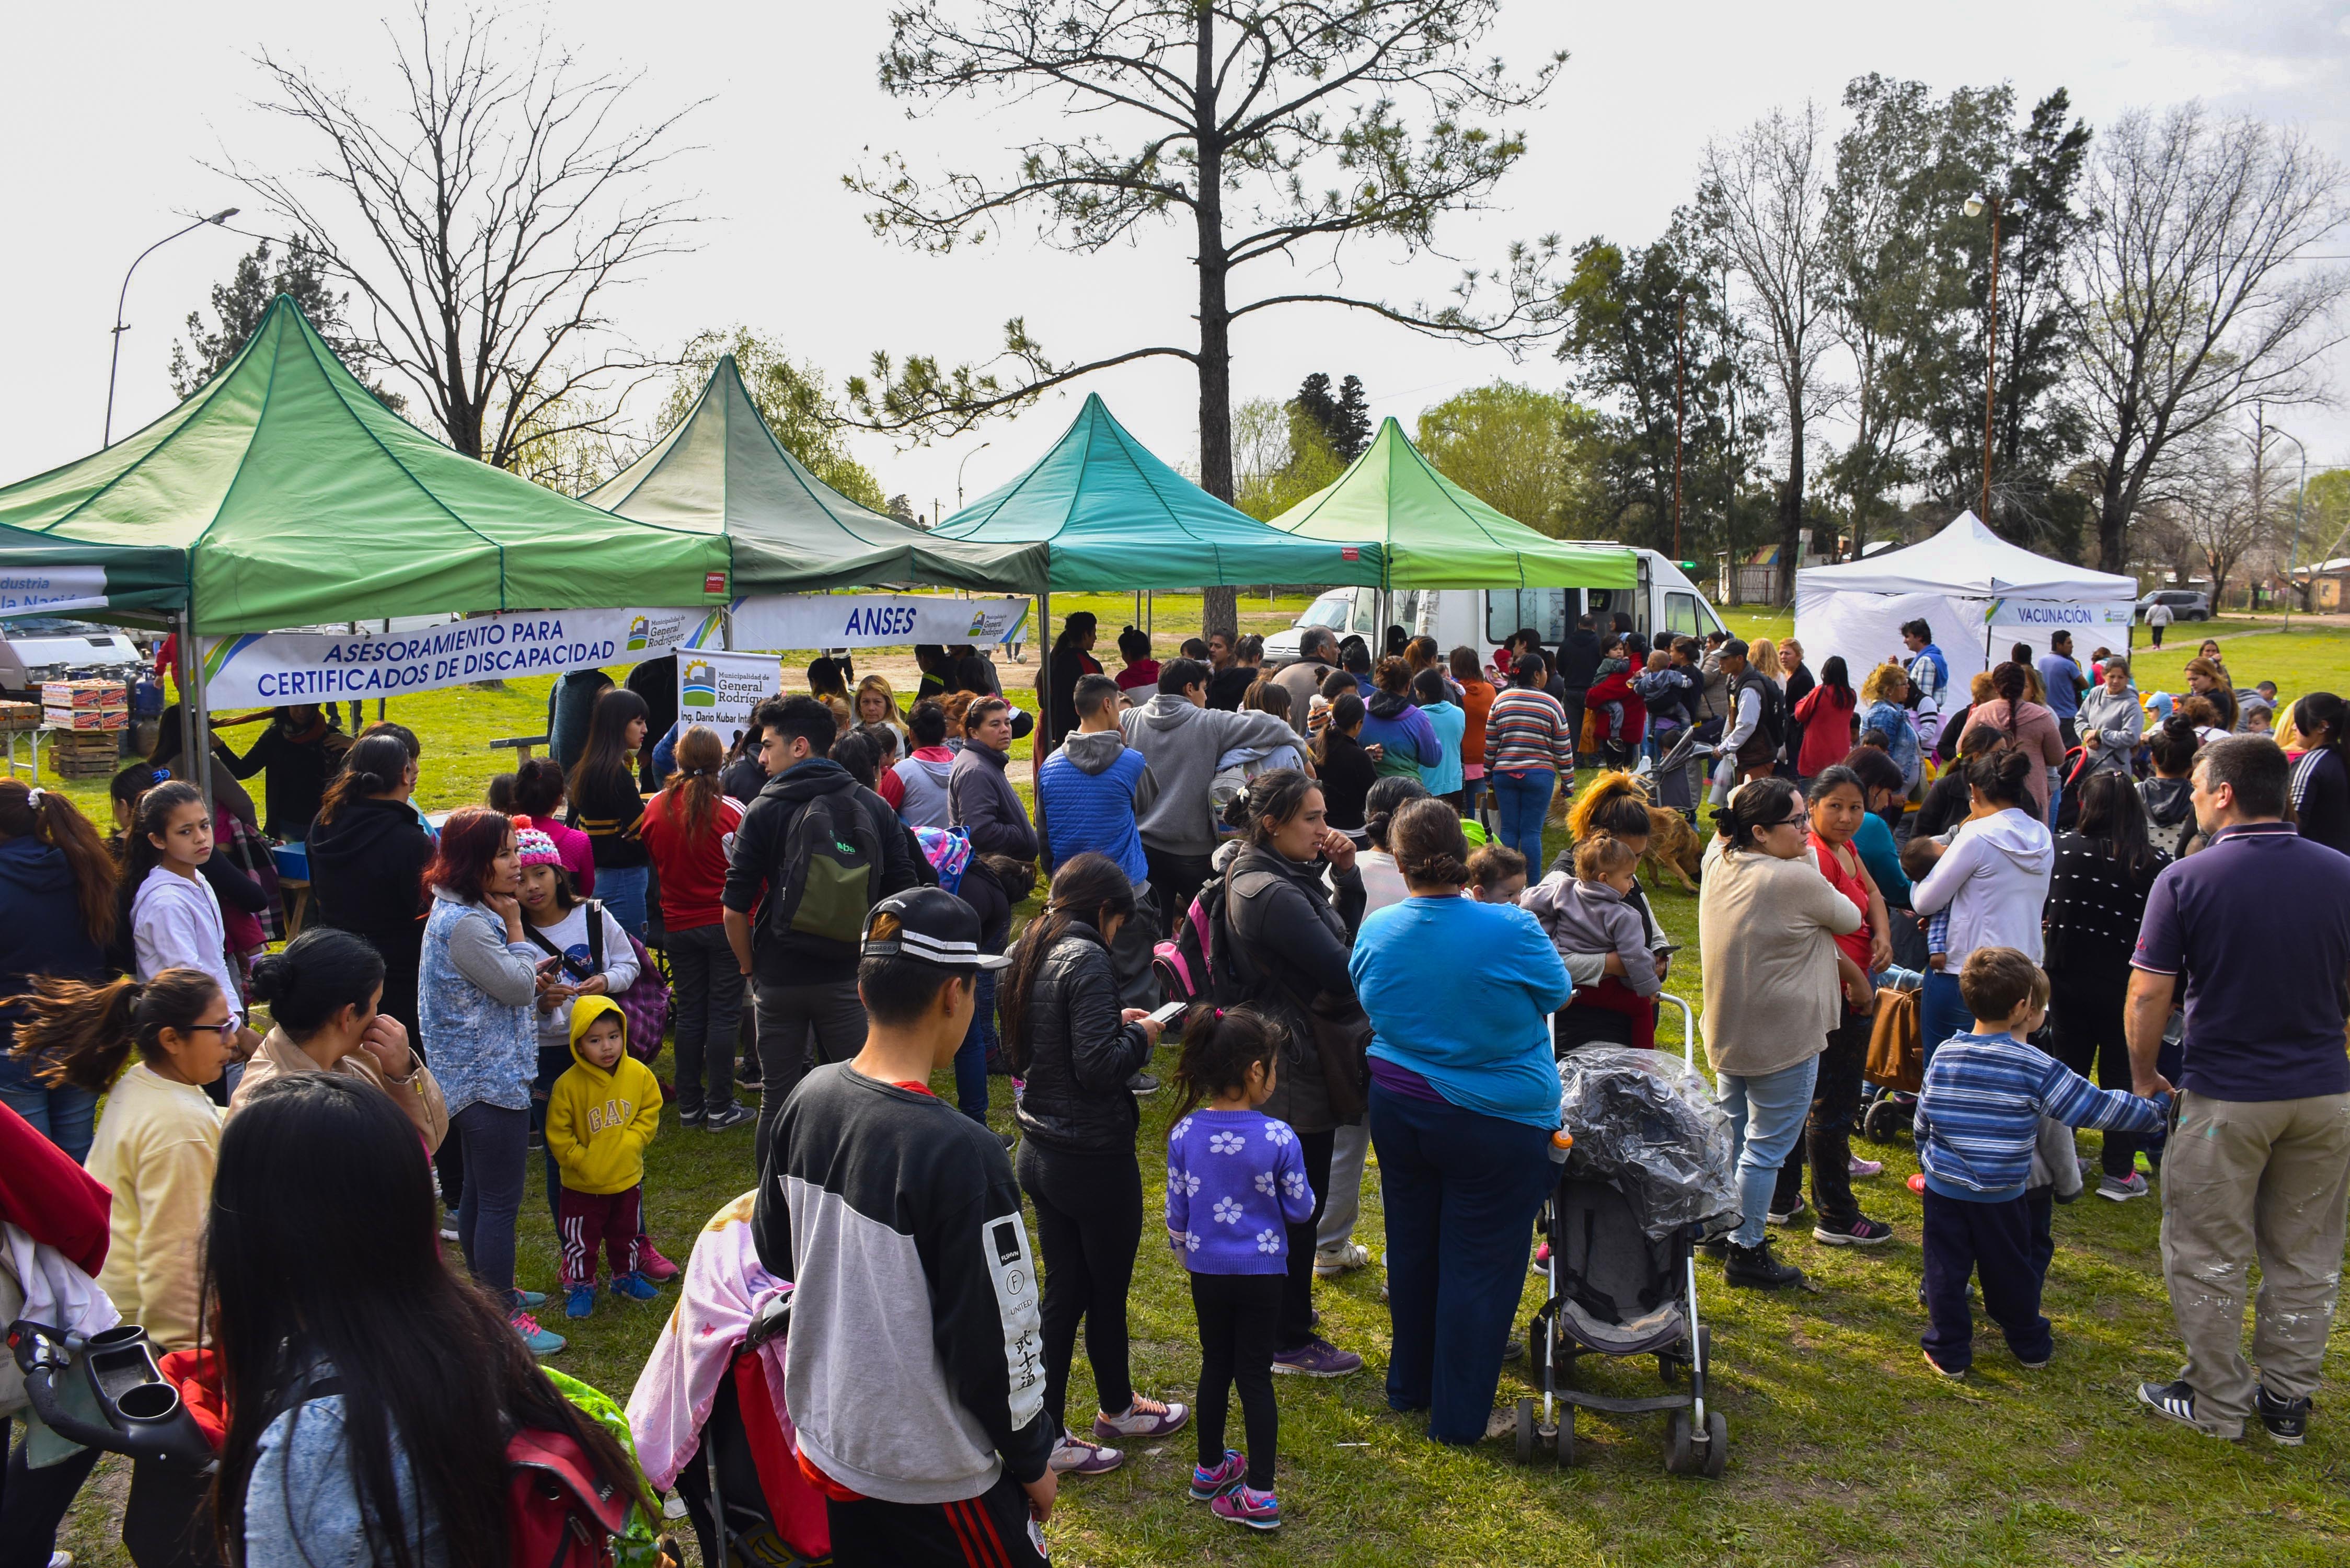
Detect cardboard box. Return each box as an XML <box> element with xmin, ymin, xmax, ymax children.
<box><xmin>44</xmin><ymin>708</ymin><xmax>128</xmax><ymax>731</ymax></box>
<box><xmin>40</xmin><ymin>680</ymin><xmax>128</xmax><ymax>711</ymax></box>
<box><xmin>0</xmin><ymin>701</ymin><xmax>39</xmax><ymax>728</ymax></box>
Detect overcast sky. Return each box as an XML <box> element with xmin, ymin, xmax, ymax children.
<box><xmin>7</xmin><ymin>1</ymin><xmax>2348</xmax><ymax>526</ymax></box>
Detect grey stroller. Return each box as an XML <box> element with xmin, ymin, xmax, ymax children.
<box><xmin>1513</xmin><ymin>996</ymin><xmax>1738</xmax><ymax>1477</ymax></box>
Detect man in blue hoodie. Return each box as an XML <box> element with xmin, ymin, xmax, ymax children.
<box><xmin>1915</xmin><ymin>946</ymin><xmax>2167</xmax><ymax>1377</ymax></box>
<box><xmin>1037</xmin><ymin>674</ymin><xmax>1159</xmax><ymax>1007</ymax></box>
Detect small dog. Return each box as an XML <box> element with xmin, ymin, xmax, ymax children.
<box><xmin>1641</xmin><ymin>802</ymin><xmax>1704</xmax><ymax>893</ymax></box>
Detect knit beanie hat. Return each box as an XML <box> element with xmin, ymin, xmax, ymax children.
<box><xmin>512</xmin><ymin>815</ymin><xmax>561</xmax><ymax>868</ymax></box>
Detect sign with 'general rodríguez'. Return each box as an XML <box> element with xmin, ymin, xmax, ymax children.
<box><xmin>198</xmin><ymin>607</ymin><xmax>698</xmax><ymax>706</ymax></box>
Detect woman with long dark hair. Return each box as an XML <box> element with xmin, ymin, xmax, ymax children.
<box><xmin>229</xmin><ymin>926</ymin><xmax>446</xmax><ymax>1149</ymax></box>
<box><xmin>2289</xmin><ymin>693</ymin><xmax>2349</xmax><ymax>856</ymax></box>
<box><xmin>208</xmin><ymin>1073</ymin><xmax>641</xmax><ymax>1568</ymax></box>
<box><xmin>1792</xmin><ymin>656</ymin><xmax>1858</xmax><ymax>782</ymax></box>
<box><xmin>14</xmin><ymin>968</ymin><xmax>229</xmax><ymax>1351</ymax></box>
<box><xmin>1036</xmin><ymin>612</ymin><xmax>1103</xmax><ymax>759</ymax></box>
<box><xmin>0</xmin><ymin>779</ymin><xmax>118</xmax><ymax>1158</ymax></box>
<box><xmin>1909</xmin><ymin>748</ymin><xmax>2055</xmax><ymax>1063</ymax></box>
<box><xmin>307</xmin><ymin>733</ymin><xmax>433</xmax><ymax>1051</ymax></box>
<box><xmin>1960</xmin><ymin>662</ymin><xmax>2066</xmax><ymax>823</ymax></box>
<box><xmin>217</xmin><ymin>705</ymin><xmax>351</xmax><ymax>840</ymax></box>
<box><xmin>2044</xmin><ymin>771</ymin><xmax>2171</xmax><ymax>1198</ymax></box>
<box><xmin>565</xmin><ymin>687</ymin><xmax>652</xmax><ymax>940</ymax></box>
<box><xmin>640</xmin><ymin>724</ymin><xmax>750</xmax><ymax>1129</ymax></box>
<box><xmin>417</xmin><ymin>808</ymin><xmax>561</xmax><ymax>1355</ymax></box>
<box><xmin>1000</xmin><ymin>852</ymin><xmax>1180</xmax><ymax>1477</ymax></box>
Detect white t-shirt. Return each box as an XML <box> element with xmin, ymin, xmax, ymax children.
<box><xmin>132</xmin><ymin>865</ymin><xmax>245</xmax><ymax>1028</ymax></box>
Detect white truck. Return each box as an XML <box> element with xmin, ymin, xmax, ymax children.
<box><xmin>1262</xmin><ymin>547</ymin><xmax>1729</xmax><ymax>662</ymax></box>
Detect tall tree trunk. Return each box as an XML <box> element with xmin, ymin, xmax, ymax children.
<box><xmin>1193</xmin><ymin>12</ymin><xmax>1239</xmax><ymax>640</ymax></box>
<box><xmin>2096</xmin><ymin>437</ymin><xmax>2132</xmax><ymax>574</ymax></box>
<box><xmin>1777</xmin><ymin>390</ymin><xmax>1804</xmax><ymax>604</ymax></box>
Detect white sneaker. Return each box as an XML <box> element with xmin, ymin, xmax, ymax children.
<box><xmin>1314</xmin><ymin>1241</ymin><xmax>1370</xmax><ymax>1277</ymax></box>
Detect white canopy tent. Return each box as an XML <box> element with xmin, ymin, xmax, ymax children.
<box><xmin>1793</xmin><ymin>513</ymin><xmax>2139</xmax><ymax>691</ymax></box>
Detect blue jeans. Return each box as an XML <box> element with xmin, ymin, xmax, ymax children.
<box><xmin>594</xmin><ymin>864</ymin><xmax>650</xmax><ymax>942</ymax></box>
<box><xmin>952</xmin><ymin>970</ymin><xmax>997</xmax><ymax>1124</ymax></box>
<box><xmin>1921</xmin><ymin>970</ymin><xmax>1969</xmax><ymax>1070</ymax></box>
<box><xmin>0</xmin><ymin>1053</ymin><xmax>97</xmax><ymax>1165</ymax></box>
<box><xmin>1491</xmin><ymin>767</ymin><xmax>1554</xmax><ymax>871</ymax></box>
<box><xmin>1369</xmin><ymin>1083</ymin><xmax>1556</xmax><ymax>1446</ymax></box>
<box><xmin>451</xmin><ymin>1101</ymin><xmax>529</xmax><ymax>1301</ymax></box>
<box><xmin>1718</xmin><ymin>1056</ymin><xmax>1821</xmax><ymax>1247</ymax></box>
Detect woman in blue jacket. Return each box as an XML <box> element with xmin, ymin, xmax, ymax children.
<box><xmin>1350</xmin><ymin>797</ymin><xmax>1570</xmax><ymax>1447</ymax></box>
<box><xmin>0</xmin><ymin>782</ymin><xmax>120</xmax><ymax>1160</ymax></box>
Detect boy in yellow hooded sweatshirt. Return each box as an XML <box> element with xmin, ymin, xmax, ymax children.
<box><xmin>546</xmin><ymin>994</ymin><xmax>664</xmax><ymax>1317</ymax></box>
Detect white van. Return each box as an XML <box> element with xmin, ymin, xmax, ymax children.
<box><xmin>1262</xmin><ymin>548</ymin><xmax>1729</xmax><ymax>663</ymax></box>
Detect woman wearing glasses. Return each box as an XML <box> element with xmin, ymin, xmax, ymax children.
<box><xmin>1697</xmin><ymin>777</ymin><xmax>1865</xmax><ymax>1292</ymax></box>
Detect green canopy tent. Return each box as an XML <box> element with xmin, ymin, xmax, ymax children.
<box><xmin>1264</xmin><ymin>417</ymin><xmax>1635</xmax><ymax>590</ymax></box>
<box><xmin>930</xmin><ymin>393</ymin><xmax>1385</xmax><ymax>673</ymax></box>
<box><xmin>583</xmin><ymin>354</ymin><xmax>1038</xmax><ymax>597</ymax></box>
<box><xmin>0</xmin><ymin>294</ymin><xmax>732</xmax><ymax>790</ymax></box>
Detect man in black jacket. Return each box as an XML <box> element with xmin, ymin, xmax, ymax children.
<box><xmin>724</xmin><ymin>695</ymin><xmax>918</xmax><ymax>1148</ymax></box>
<box><xmin>1554</xmin><ymin>613</ymin><xmax>1605</xmax><ymax>769</ymax></box>
<box><xmin>753</xmin><ymin>887</ymin><xmax>1054</xmax><ymax>1565</ymax></box>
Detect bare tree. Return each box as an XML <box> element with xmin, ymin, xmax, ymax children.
<box><xmin>1699</xmin><ymin>101</ymin><xmax>1839</xmax><ymax>601</ymax></box>
<box><xmin>214</xmin><ymin>3</ymin><xmax>701</xmax><ymax>469</ymax></box>
<box><xmin>2165</xmin><ymin>444</ymin><xmax>2276</xmax><ymax>610</ymax></box>
<box><xmin>844</xmin><ymin>1</ymin><xmax>1563</xmax><ymax>636</ymax></box>
<box><xmin>2071</xmin><ymin>103</ymin><xmax>2348</xmax><ymax>574</ymax></box>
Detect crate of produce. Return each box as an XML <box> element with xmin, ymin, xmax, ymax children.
<box><xmin>40</xmin><ymin>679</ymin><xmax>128</xmax><ymax>711</ymax></box>
<box><xmin>0</xmin><ymin>700</ymin><xmax>39</xmax><ymax>729</ymax></box>
<box><xmin>44</xmin><ymin>707</ymin><xmax>129</xmax><ymax>731</ymax></box>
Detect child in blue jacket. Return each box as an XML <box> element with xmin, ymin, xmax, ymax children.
<box><xmin>1914</xmin><ymin>947</ymin><xmax>2168</xmax><ymax>1376</ymax></box>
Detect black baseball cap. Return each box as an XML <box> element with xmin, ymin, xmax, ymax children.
<box><xmin>859</xmin><ymin>887</ymin><xmax>1013</xmax><ymax>970</ymax></box>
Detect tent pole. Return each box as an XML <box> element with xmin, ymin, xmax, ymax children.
<box><xmin>182</xmin><ymin>610</ymin><xmax>213</xmax><ymax>808</ymax></box>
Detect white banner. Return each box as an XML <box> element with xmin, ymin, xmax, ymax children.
<box><xmin>676</xmin><ymin>648</ymin><xmax>780</xmax><ymax>745</ymax></box>
<box><xmin>0</xmin><ymin>565</ymin><xmax>110</xmax><ymax>617</ymax></box>
<box><xmin>199</xmin><ymin>607</ymin><xmax>699</xmax><ymax>707</ymax></box>
<box><xmin>1983</xmin><ymin>597</ymin><xmax>2138</xmax><ymax>637</ymax></box>
<box><xmin>708</xmin><ymin>594</ymin><xmax>1030</xmax><ymax>652</ymax></box>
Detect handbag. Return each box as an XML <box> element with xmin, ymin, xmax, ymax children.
<box><xmin>528</xmin><ymin>902</ymin><xmax>672</xmax><ymax>1061</ymax></box>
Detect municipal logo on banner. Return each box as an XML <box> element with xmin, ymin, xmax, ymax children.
<box><xmin>681</xmin><ymin>659</ymin><xmax>717</xmax><ymax>708</ymax></box>
<box><xmin>627</xmin><ymin>615</ymin><xmax>652</xmax><ymax>652</ymax></box>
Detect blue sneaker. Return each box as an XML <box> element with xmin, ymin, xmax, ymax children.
<box><xmin>512</xmin><ymin>1311</ymin><xmax>566</xmax><ymax>1356</ymax></box>
<box><xmin>609</xmin><ymin>1271</ymin><xmax>661</xmax><ymax>1302</ymax></box>
<box><xmin>1189</xmin><ymin>1449</ymin><xmax>1247</xmax><ymax>1501</ymax></box>
<box><xmin>512</xmin><ymin>1289</ymin><xmax>547</xmax><ymax>1311</ymax></box>
<box><xmin>563</xmin><ymin>1285</ymin><xmax>597</xmax><ymax>1320</ymax></box>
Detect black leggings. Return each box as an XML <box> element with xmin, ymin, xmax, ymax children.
<box><xmin>1775</xmin><ymin>1007</ymin><xmax>1871</xmax><ymax>1225</ymax></box>
<box><xmin>2048</xmin><ymin>970</ymin><xmax>2141</xmax><ymax>1179</ymax></box>
<box><xmin>1017</xmin><ymin>1140</ymin><xmax>1142</xmax><ymax>1434</ymax></box>
<box><xmin>1190</xmin><ymin>1272</ymin><xmax>1282</xmax><ymax>1489</ymax></box>
<box><xmin>1278</xmin><ymin>1127</ymin><xmax>1338</xmax><ymax>1351</ymax></box>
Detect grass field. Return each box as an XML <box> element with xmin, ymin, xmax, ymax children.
<box><xmin>52</xmin><ymin>603</ymin><xmax>2350</xmax><ymax>1566</ymax></box>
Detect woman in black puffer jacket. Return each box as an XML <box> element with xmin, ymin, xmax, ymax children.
<box><xmin>1001</xmin><ymin>852</ymin><xmax>1185</xmax><ymax>1474</ymax></box>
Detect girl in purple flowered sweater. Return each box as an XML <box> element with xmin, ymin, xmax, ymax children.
<box><xmin>1165</xmin><ymin>1006</ymin><xmax>1316</xmax><ymax>1531</ymax></box>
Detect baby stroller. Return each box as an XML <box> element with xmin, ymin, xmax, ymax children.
<box><xmin>1514</xmin><ymin>995</ymin><xmax>1737</xmax><ymax>1478</ymax></box>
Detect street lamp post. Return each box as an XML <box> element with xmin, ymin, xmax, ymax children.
<box><xmin>105</xmin><ymin>208</ymin><xmax>239</xmax><ymax>447</ymax></box>
<box><xmin>956</xmin><ymin>441</ymin><xmax>993</xmax><ymax>509</ymax></box>
<box><xmin>1962</xmin><ymin>193</ymin><xmax>2007</xmax><ymax>527</ymax></box>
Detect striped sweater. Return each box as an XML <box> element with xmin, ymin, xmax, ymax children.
<box><xmin>1916</xmin><ymin>1030</ymin><xmax>2167</xmax><ymax>1201</ymax></box>
<box><xmin>1485</xmin><ymin>687</ymin><xmax>1576</xmax><ymax>775</ymax></box>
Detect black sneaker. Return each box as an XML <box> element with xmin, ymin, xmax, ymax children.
<box><xmin>703</xmin><ymin>1104</ymin><xmax>754</xmax><ymax>1132</ymax></box>
<box><xmin>678</xmin><ymin>1108</ymin><xmax>706</xmax><ymax>1128</ymax></box>
<box><xmin>2137</xmin><ymin>1380</ymin><xmax>2207</xmax><ymax>1431</ymax></box>
<box><xmin>1765</xmin><ymin>1195</ymin><xmax>1808</xmax><ymax>1227</ymax></box>
<box><xmin>1127</xmin><ymin>1071</ymin><xmax>1160</xmax><ymax>1097</ymax></box>
<box><xmin>1723</xmin><ymin>1238</ymin><xmax>1804</xmax><ymax>1289</ymax></box>
<box><xmin>1813</xmin><ymin>1215</ymin><xmax>1895</xmax><ymax>1247</ymax></box>
<box><xmin>2257</xmin><ymin>1383</ymin><xmax>2310</xmax><ymax>1446</ymax></box>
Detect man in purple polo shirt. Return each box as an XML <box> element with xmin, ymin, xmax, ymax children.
<box><xmin>2126</xmin><ymin>735</ymin><xmax>2350</xmax><ymax>1444</ymax></box>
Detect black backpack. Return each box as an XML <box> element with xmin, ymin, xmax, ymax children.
<box><xmin>767</xmin><ymin>786</ymin><xmax>885</xmax><ymax>947</ymax></box>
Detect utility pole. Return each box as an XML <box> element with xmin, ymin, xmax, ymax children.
<box><xmin>1674</xmin><ymin>296</ymin><xmax>1686</xmax><ymax>563</ymax></box>
<box><xmin>1980</xmin><ymin>198</ymin><xmax>2001</xmax><ymax>527</ymax></box>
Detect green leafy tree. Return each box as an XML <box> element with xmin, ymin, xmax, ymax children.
<box><xmin>170</xmin><ymin>237</ymin><xmax>404</xmax><ymax>409</ymax></box>
<box><xmin>840</xmin><ymin>0</ymin><xmax>1564</xmax><ymax>635</ymax></box>
<box><xmin>1229</xmin><ymin>394</ymin><xmax>1347</xmax><ymax>520</ymax></box>
<box><xmin>659</xmin><ymin>328</ymin><xmax>889</xmax><ymax>512</ymax></box>
<box><xmin>1413</xmin><ymin>381</ymin><xmax>1601</xmax><ymax>535</ymax></box>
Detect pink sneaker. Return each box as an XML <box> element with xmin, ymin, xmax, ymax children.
<box><xmin>1189</xmin><ymin>1449</ymin><xmax>1247</xmax><ymax>1501</ymax></box>
<box><xmin>637</xmin><ymin>1240</ymin><xmax>682</xmax><ymax>1283</ymax></box>
<box><xmin>1848</xmin><ymin>1154</ymin><xmax>1884</xmax><ymax>1179</ymax></box>
<box><xmin>1211</xmin><ymin>1484</ymin><xmax>1281</xmax><ymax>1531</ymax></box>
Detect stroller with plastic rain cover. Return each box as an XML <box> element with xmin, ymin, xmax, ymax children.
<box><xmin>1512</xmin><ymin>995</ymin><xmax>1739</xmax><ymax>1477</ymax></box>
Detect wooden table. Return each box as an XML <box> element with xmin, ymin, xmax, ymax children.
<box><xmin>280</xmin><ymin>877</ymin><xmax>312</xmax><ymax>937</ymax></box>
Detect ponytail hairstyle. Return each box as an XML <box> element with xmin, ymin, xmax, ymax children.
<box><xmin>1566</xmin><ymin>771</ymin><xmax>1652</xmax><ymax>844</ymax></box>
<box><xmin>1391</xmin><ymin>797</ymin><xmax>1472</xmax><ymax>887</ymax></box>
<box><xmin>1225</xmin><ymin>767</ymin><xmax>1326</xmax><ymax>847</ymax></box>
<box><xmin>247</xmin><ymin>927</ymin><xmax>388</xmax><ymax>1041</ymax></box>
<box><xmin>0</xmin><ymin>779</ymin><xmax>117</xmax><ymax>948</ymax></box>
<box><xmin>1116</xmin><ymin>625</ymin><xmax>1151</xmax><ymax>664</ymax></box>
<box><xmin>9</xmin><ymin>969</ymin><xmax>222</xmax><ymax>1091</ymax></box>
<box><xmin>118</xmin><ymin>781</ymin><xmax>208</xmax><ymax>926</ymax></box>
<box><xmin>997</xmin><ymin>852</ymin><xmax>1135</xmax><ymax>1071</ymax></box>
<box><xmin>509</xmin><ymin>756</ymin><xmax>567</xmax><ymax>818</ymax></box>
<box><xmin>1572</xmin><ymin>831</ymin><xmax>1638</xmax><ymax>883</ymax></box>
<box><xmin>1170</xmin><ymin>1004</ymin><xmax>1285</xmax><ymax>1123</ymax></box>
<box><xmin>1966</xmin><ymin>745</ymin><xmax>2035</xmax><ymax>807</ymax></box>
<box><xmin>317</xmin><ymin>733</ymin><xmax>414</xmax><ymax>826</ymax></box>
<box><xmin>1990</xmin><ymin>662</ymin><xmax>2029</xmax><ymax>738</ymax></box>
<box><xmin>2147</xmin><ymin>712</ymin><xmax>2202</xmax><ymax>775</ymax></box>
<box><xmin>664</xmin><ymin>724</ymin><xmax>727</xmax><ymax>840</ymax></box>
<box><xmin>1373</xmin><ymin>656</ymin><xmax>1412</xmax><ymax>696</ymax></box>
<box><xmin>2295</xmin><ymin>692</ymin><xmax>2346</xmax><ymax>753</ymax></box>
<box><xmin>1716</xmin><ymin>775</ymin><xmax>1802</xmax><ymax>851</ymax></box>
<box><xmin>1358</xmin><ymin>774</ymin><xmax>1431</xmax><ymax>851</ymax></box>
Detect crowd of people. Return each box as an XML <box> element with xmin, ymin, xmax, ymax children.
<box><xmin>2</xmin><ymin>605</ymin><xmax>2346</xmax><ymax>1568</ymax></box>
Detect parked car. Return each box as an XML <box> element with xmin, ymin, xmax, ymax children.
<box><xmin>0</xmin><ymin>617</ymin><xmax>147</xmax><ymax>696</ymax></box>
<box><xmin>1262</xmin><ymin>548</ymin><xmax>1729</xmax><ymax>664</ymax></box>
<box><xmin>2135</xmin><ymin>589</ymin><xmax>2211</xmax><ymax>622</ymax></box>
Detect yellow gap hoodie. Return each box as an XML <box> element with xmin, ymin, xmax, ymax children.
<box><xmin>544</xmin><ymin>995</ymin><xmax>662</xmax><ymax>1195</ymax></box>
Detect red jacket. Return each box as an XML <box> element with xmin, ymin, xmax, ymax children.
<box><xmin>1585</xmin><ymin>669</ymin><xmax>1647</xmax><ymax>743</ymax></box>
<box><xmin>0</xmin><ymin>1101</ymin><xmax>112</xmax><ymax>1276</ymax></box>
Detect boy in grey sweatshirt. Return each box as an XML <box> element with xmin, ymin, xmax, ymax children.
<box><xmin>1119</xmin><ymin>659</ymin><xmax>1299</xmax><ymax>925</ymax></box>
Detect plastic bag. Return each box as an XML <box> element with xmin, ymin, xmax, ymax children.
<box><xmin>1556</xmin><ymin>1046</ymin><xmax>1739</xmax><ymax>1238</ymax></box>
